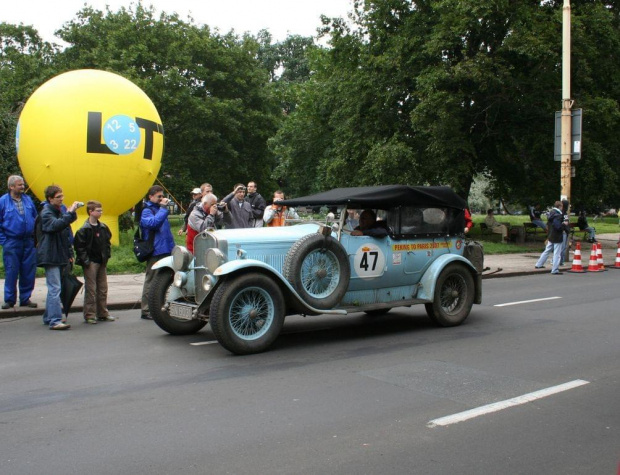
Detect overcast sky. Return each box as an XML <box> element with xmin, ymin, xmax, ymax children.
<box><xmin>3</xmin><ymin>0</ymin><xmax>353</xmax><ymax>43</ymax></box>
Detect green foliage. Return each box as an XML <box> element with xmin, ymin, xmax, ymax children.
<box><xmin>271</xmin><ymin>0</ymin><xmax>620</xmax><ymax>207</ymax></box>
<box><xmin>0</xmin><ymin>23</ymin><xmax>60</xmax><ymax>180</ymax></box>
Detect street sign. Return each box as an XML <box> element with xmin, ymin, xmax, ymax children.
<box><xmin>554</xmin><ymin>108</ymin><xmax>582</xmax><ymax>161</ymax></box>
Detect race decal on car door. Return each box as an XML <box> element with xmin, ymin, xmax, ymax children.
<box><xmin>353</xmin><ymin>244</ymin><xmax>386</xmax><ymax>279</ymax></box>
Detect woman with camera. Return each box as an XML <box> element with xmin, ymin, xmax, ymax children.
<box><xmin>186</xmin><ymin>193</ymin><xmax>221</xmax><ymax>253</ymax></box>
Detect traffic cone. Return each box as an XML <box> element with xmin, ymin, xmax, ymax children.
<box><xmin>611</xmin><ymin>238</ymin><xmax>620</xmax><ymax>269</ymax></box>
<box><xmin>597</xmin><ymin>242</ymin><xmax>607</xmax><ymax>271</ymax></box>
<box><xmin>586</xmin><ymin>244</ymin><xmax>601</xmax><ymax>272</ymax></box>
<box><xmin>567</xmin><ymin>241</ymin><xmax>587</xmax><ymax>273</ymax></box>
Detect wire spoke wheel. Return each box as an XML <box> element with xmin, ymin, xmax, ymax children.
<box><xmin>210</xmin><ymin>273</ymin><xmax>285</xmax><ymax>354</ymax></box>
<box><xmin>300</xmin><ymin>249</ymin><xmax>341</xmax><ymax>298</ymax></box>
<box><xmin>439</xmin><ymin>273</ymin><xmax>467</xmax><ymax>315</ymax></box>
<box><xmin>283</xmin><ymin>233</ymin><xmax>350</xmax><ymax>310</ymax></box>
<box><xmin>425</xmin><ymin>264</ymin><xmax>474</xmax><ymax>327</ymax></box>
<box><xmin>229</xmin><ymin>287</ymin><xmax>274</xmax><ymax>340</ymax></box>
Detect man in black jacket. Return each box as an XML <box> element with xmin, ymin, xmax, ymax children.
<box><xmin>534</xmin><ymin>200</ymin><xmax>566</xmax><ymax>275</ymax></box>
<box><xmin>245</xmin><ymin>181</ymin><xmax>266</xmax><ymax>227</ymax></box>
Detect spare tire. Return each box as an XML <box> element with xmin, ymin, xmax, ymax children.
<box><xmin>283</xmin><ymin>233</ymin><xmax>350</xmax><ymax>310</ymax></box>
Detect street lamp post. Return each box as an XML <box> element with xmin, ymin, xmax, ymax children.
<box><xmin>561</xmin><ymin>0</ymin><xmax>572</xmax><ymax>203</ymax></box>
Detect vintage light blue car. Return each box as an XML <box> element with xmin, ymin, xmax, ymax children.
<box><xmin>148</xmin><ymin>185</ymin><xmax>483</xmax><ymax>354</ymax></box>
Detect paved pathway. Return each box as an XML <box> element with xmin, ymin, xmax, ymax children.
<box><xmin>2</xmin><ymin>234</ymin><xmax>618</xmax><ymax>318</ymax></box>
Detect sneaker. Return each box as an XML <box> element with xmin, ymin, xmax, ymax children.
<box><xmin>97</xmin><ymin>315</ymin><xmax>116</xmax><ymax>322</ymax></box>
<box><xmin>535</xmin><ymin>266</ymin><xmax>545</xmax><ymax>269</ymax></box>
<box><xmin>51</xmin><ymin>323</ymin><xmax>71</xmax><ymax>330</ymax></box>
<box><xmin>19</xmin><ymin>300</ymin><xmax>38</xmax><ymax>308</ymax></box>
<box><xmin>551</xmin><ymin>271</ymin><xmax>564</xmax><ymax>275</ymax></box>
<box><xmin>1</xmin><ymin>302</ymin><xmax>14</xmax><ymax>310</ymax></box>
<box><xmin>141</xmin><ymin>314</ymin><xmax>153</xmax><ymax>320</ymax></box>
<box><xmin>84</xmin><ymin>318</ymin><xmax>98</xmax><ymax>324</ymax></box>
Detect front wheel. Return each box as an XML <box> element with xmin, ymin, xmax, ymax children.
<box><xmin>149</xmin><ymin>270</ymin><xmax>207</xmax><ymax>335</ymax></box>
<box><xmin>210</xmin><ymin>273</ymin><xmax>285</xmax><ymax>355</ymax></box>
<box><xmin>425</xmin><ymin>264</ymin><xmax>474</xmax><ymax>327</ymax></box>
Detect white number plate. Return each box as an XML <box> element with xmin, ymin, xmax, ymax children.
<box><xmin>169</xmin><ymin>303</ymin><xmax>193</xmax><ymax>320</ymax></box>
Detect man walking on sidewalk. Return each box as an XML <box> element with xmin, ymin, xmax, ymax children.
<box><xmin>0</xmin><ymin>175</ymin><xmax>39</xmax><ymax>310</ymax></box>
<box><xmin>535</xmin><ymin>200</ymin><xmax>566</xmax><ymax>275</ymax></box>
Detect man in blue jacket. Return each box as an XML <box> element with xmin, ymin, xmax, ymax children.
<box><xmin>139</xmin><ymin>185</ymin><xmax>175</xmax><ymax>320</ymax></box>
<box><xmin>37</xmin><ymin>185</ymin><xmax>80</xmax><ymax>330</ymax></box>
<box><xmin>0</xmin><ymin>176</ymin><xmax>38</xmax><ymax>309</ymax></box>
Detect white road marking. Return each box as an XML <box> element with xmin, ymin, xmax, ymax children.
<box><xmin>189</xmin><ymin>341</ymin><xmax>218</xmax><ymax>346</ymax></box>
<box><xmin>494</xmin><ymin>296</ymin><xmax>562</xmax><ymax>307</ymax></box>
<box><xmin>427</xmin><ymin>379</ymin><xmax>589</xmax><ymax>428</ymax></box>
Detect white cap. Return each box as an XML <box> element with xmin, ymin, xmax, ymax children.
<box><xmin>191</xmin><ymin>188</ymin><xmax>202</xmax><ymax>194</ymax></box>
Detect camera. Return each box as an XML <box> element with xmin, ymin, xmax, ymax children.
<box><xmin>216</xmin><ymin>203</ymin><xmax>226</xmax><ymax>212</ymax></box>
<box><xmin>76</xmin><ymin>202</ymin><xmax>85</xmax><ymax>208</ymax></box>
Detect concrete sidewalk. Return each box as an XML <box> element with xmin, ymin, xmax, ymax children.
<box><xmin>2</xmin><ymin>234</ymin><xmax>618</xmax><ymax>319</ymax></box>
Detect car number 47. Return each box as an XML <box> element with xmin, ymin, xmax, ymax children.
<box><xmin>353</xmin><ymin>245</ymin><xmax>386</xmax><ymax>279</ymax></box>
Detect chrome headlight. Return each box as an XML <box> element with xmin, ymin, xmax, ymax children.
<box><xmin>205</xmin><ymin>248</ymin><xmax>226</xmax><ymax>273</ymax></box>
<box><xmin>173</xmin><ymin>271</ymin><xmax>187</xmax><ymax>287</ymax></box>
<box><xmin>172</xmin><ymin>246</ymin><xmax>193</xmax><ymax>272</ymax></box>
<box><xmin>202</xmin><ymin>274</ymin><xmax>216</xmax><ymax>292</ymax></box>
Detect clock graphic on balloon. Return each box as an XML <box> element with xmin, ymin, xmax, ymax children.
<box><xmin>102</xmin><ymin>114</ymin><xmax>141</xmax><ymax>155</ymax></box>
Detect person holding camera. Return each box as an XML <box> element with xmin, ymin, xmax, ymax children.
<box><xmin>264</xmin><ymin>190</ymin><xmax>299</xmax><ymax>227</ymax></box>
<box><xmin>220</xmin><ymin>184</ymin><xmax>253</xmax><ymax>229</ymax></box>
<box><xmin>139</xmin><ymin>185</ymin><xmax>175</xmax><ymax>320</ymax></box>
<box><xmin>186</xmin><ymin>193</ymin><xmax>221</xmax><ymax>253</ymax></box>
<box><xmin>36</xmin><ymin>185</ymin><xmax>80</xmax><ymax>330</ymax></box>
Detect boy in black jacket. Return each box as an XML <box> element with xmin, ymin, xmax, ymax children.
<box><xmin>74</xmin><ymin>201</ymin><xmax>114</xmax><ymax>324</ymax></box>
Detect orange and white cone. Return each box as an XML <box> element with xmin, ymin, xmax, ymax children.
<box><xmin>611</xmin><ymin>237</ymin><xmax>620</xmax><ymax>269</ymax></box>
<box><xmin>597</xmin><ymin>242</ymin><xmax>607</xmax><ymax>271</ymax></box>
<box><xmin>587</xmin><ymin>244</ymin><xmax>601</xmax><ymax>272</ymax></box>
<box><xmin>567</xmin><ymin>241</ymin><xmax>587</xmax><ymax>273</ymax></box>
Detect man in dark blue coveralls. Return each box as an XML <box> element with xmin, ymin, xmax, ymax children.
<box><xmin>0</xmin><ymin>175</ymin><xmax>38</xmax><ymax>309</ymax></box>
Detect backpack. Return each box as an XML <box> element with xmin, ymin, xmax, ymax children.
<box><xmin>133</xmin><ymin>227</ymin><xmax>155</xmax><ymax>262</ymax></box>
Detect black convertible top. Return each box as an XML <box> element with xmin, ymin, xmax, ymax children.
<box><xmin>280</xmin><ymin>185</ymin><xmax>467</xmax><ymax>210</ymax></box>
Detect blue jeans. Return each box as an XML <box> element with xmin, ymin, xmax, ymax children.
<box><xmin>2</xmin><ymin>237</ymin><xmax>36</xmax><ymax>305</ymax></box>
<box><xmin>42</xmin><ymin>266</ymin><xmax>63</xmax><ymax>327</ymax></box>
<box><xmin>536</xmin><ymin>241</ymin><xmax>563</xmax><ymax>273</ymax></box>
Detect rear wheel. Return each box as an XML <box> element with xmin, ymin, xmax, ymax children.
<box><xmin>425</xmin><ymin>264</ymin><xmax>474</xmax><ymax>327</ymax></box>
<box><xmin>210</xmin><ymin>273</ymin><xmax>285</xmax><ymax>355</ymax></box>
<box><xmin>149</xmin><ymin>270</ymin><xmax>207</xmax><ymax>335</ymax></box>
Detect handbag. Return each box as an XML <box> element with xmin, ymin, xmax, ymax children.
<box><xmin>133</xmin><ymin>227</ymin><xmax>155</xmax><ymax>262</ymax></box>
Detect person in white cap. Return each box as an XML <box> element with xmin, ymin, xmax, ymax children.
<box><xmin>178</xmin><ymin>187</ymin><xmax>203</xmax><ymax>236</ymax></box>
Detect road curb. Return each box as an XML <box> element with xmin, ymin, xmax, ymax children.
<box><xmin>0</xmin><ymin>300</ymin><xmax>142</xmax><ymax>319</ymax></box>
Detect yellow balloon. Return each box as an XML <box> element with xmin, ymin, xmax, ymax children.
<box><xmin>17</xmin><ymin>69</ymin><xmax>164</xmax><ymax>245</ymax></box>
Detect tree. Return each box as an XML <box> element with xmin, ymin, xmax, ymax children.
<box><xmin>271</xmin><ymin>0</ymin><xmax>620</xmax><ymax>207</ymax></box>
<box><xmin>0</xmin><ymin>23</ymin><xmax>59</xmax><ymax>181</ymax></box>
<box><xmin>50</xmin><ymin>4</ymin><xmax>281</xmax><ymax>202</ymax></box>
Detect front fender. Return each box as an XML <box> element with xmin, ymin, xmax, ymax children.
<box><xmin>213</xmin><ymin>259</ymin><xmax>347</xmax><ymax>316</ymax></box>
<box><xmin>149</xmin><ymin>257</ymin><xmax>187</xmax><ymax>301</ymax></box>
<box><xmin>416</xmin><ymin>254</ymin><xmax>479</xmax><ymax>302</ymax></box>
<box><xmin>151</xmin><ymin>255</ymin><xmax>175</xmax><ymax>271</ymax></box>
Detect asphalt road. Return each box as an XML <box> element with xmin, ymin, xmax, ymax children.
<box><xmin>1</xmin><ymin>272</ymin><xmax>618</xmax><ymax>475</ymax></box>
